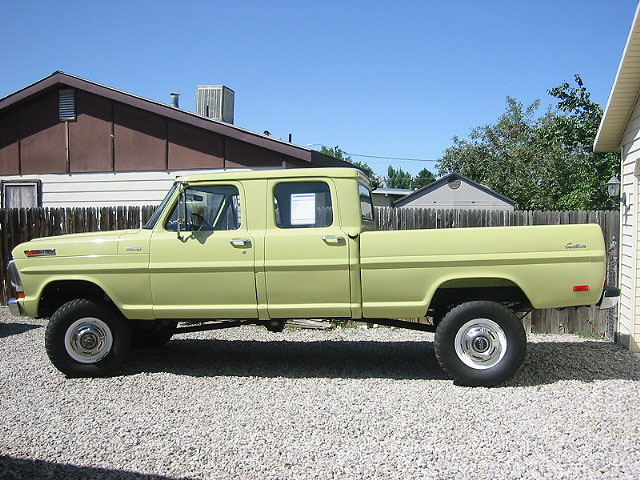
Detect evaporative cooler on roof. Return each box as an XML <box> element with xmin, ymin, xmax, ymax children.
<box><xmin>196</xmin><ymin>85</ymin><xmax>234</xmax><ymax>124</ymax></box>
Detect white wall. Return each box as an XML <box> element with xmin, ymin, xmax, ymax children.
<box><xmin>619</xmin><ymin>97</ymin><xmax>640</xmax><ymax>352</ymax></box>
<box><xmin>0</xmin><ymin>168</ymin><xmax>263</xmax><ymax>208</ymax></box>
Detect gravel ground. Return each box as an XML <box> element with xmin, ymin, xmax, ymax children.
<box><xmin>1</xmin><ymin>308</ymin><xmax>640</xmax><ymax>480</ymax></box>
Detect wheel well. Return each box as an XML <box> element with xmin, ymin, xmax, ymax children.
<box><xmin>428</xmin><ymin>280</ymin><xmax>531</xmax><ymax>320</ymax></box>
<box><xmin>38</xmin><ymin>280</ymin><xmax>113</xmax><ymax>318</ymax></box>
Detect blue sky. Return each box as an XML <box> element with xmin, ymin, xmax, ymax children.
<box><xmin>1</xmin><ymin>1</ymin><xmax>637</xmax><ymax>177</ymax></box>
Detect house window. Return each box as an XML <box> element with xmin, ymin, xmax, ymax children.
<box><xmin>58</xmin><ymin>89</ymin><xmax>76</xmax><ymax>120</ymax></box>
<box><xmin>2</xmin><ymin>181</ymin><xmax>41</xmax><ymax>208</ymax></box>
<box><xmin>273</xmin><ymin>181</ymin><xmax>333</xmax><ymax>228</ymax></box>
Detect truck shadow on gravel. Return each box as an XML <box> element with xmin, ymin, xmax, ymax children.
<box><xmin>0</xmin><ymin>455</ymin><xmax>194</xmax><ymax>480</ymax></box>
<box><xmin>0</xmin><ymin>322</ymin><xmax>41</xmax><ymax>339</ymax></box>
<box><xmin>121</xmin><ymin>338</ymin><xmax>640</xmax><ymax>386</ymax></box>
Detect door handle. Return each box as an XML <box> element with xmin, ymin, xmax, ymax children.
<box><xmin>229</xmin><ymin>239</ymin><xmax>251</xmax><ymax>247</ymax></box>
<box><xmin>322</xmin><ymin>236</ymin><xmax>345</xmax><ymax>244</ymax></box>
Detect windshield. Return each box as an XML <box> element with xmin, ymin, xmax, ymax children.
<box><xmin>142</xmin><ymin>183</ymin><xmax>178</xmax><ymax>229</ymax></box>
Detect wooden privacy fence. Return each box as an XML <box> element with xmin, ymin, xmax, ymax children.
<box><xmin>375</xmin><ymin>207</ymin><xmax>620</xmax><ymax>337</ymax></box>
<box><xmin>0</xmin><ymin>206</ymin><xmax>620</xmax><ymax>336</ymax></box>
<box><xmin>0</xmin><ymin>206</ymin><xmax>157</xmax><ymax>305</ymax></box>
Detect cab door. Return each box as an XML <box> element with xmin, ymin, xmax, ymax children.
<box><xmin>264</xmin><ymin>179</ymin><xmax>351</xmax><ymax>318</ymax></box>
<box><xmin>149</xmin><ymin>182</ymin><xmax>257</xmax><ymax>319</ymax></box>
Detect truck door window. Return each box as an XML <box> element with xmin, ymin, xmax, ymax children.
<box><xmin>359</xmin><ymin>184</ymin><xmax>374</xmax><ymax>221</ymax></box>
<box><xmin>166</xmin><ymin>185</ymin><xmax>241</xmax><ymax>231</ymax></box>
<box><xmin>273</xmin><ymin>181</ymin><xmax>333</xmax><ymax>228</ymax></box>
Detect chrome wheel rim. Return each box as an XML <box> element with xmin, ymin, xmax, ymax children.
<box><xmin>64</xmin><ymin>318</ymin><xmax>113</xmax><ymax>364</ymax></box>
<box><xmin>454</xmin><ymin>318</ymin><xmax>507</xmax><ymax>370</ymax></box>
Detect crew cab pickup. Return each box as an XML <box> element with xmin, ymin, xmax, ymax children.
<box><xmin>7</xmin><ymin>168</ymin><xmax>618</xmax><ymax>386</ymax></box>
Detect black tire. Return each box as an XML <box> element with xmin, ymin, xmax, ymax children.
<box><xmin>434</xmin><ymin>301</ymin><xmax>526</xmax><ymax>387</ymax></box>
<box><xmin>45</xmin><ymin>299</ymin><xmax>131</xmax><ymax>378</ymax></box>
<box><xmin>130</xmin><ymin>320</ymin><xmax>178</xmax><ymax>349</ymax></box>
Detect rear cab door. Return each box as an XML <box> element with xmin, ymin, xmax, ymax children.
<box><xmin>264</xmin><ymin>177</ymin><xmax>351</xmax><ymax>318</ymax></box>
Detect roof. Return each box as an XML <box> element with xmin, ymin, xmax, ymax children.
<box><xmin>594</xmin><ymin>4</ymin><xmax>640</xmax><ymax>152</ymax></box>
<box><xmin>393</xmin><ymin>172</ymin><xmax>515</xmax><ymax>207</ymax></box>
<box><xmin>0</xmin><ymin>71</ymin><xmax>354</xmax><ymax>169</ymax></box>
<box><xmin>179</xmin><ymin>166</ymin><xmax>367</xmax><ymax>183</ymax></box>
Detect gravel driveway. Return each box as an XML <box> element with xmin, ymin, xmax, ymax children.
<box><xmin>1</xmin><ymin>308</ymin><xmax>640</xmax><ymax>480</ymax></box>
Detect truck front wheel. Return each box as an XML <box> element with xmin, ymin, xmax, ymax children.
<box><xmin>45</xmin><ymin>299</ymin><xmax>131</xmax><ymax>377</ymax></box>
<box><xmin>434</xmin><ymin>301</ymin><xmax>526</xmax><ymax>387</ymax></box>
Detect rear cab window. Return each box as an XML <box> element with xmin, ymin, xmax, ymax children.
<box><xmin>272</xmin><ymin>181</ymin><xmax>333</xmax><ymax>228</ymax></box>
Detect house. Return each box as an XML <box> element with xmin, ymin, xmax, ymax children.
<box><xmin>393</xmin><ymin>172</ymin><xmax>515</xmax><ymax>210</ymax></box>
<box><xmin>594</xmin><ymin>3</ymin><xmax>640</xmax><ymax>353</ymax></box>
<box><xmin>0</xmin><ymin>71</ymin><xmax>351</xmax><ymax>208</ymax></box>
<box><xmin>371</xmin><ymin>187</ymin><xmax>413</xmax><ymax>207</ymax></box>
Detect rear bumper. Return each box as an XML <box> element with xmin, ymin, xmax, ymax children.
<box><xmin>598</xmin><ymin>286</ymin><xmax>620</xmax><ymax>310</ymax></box>
<box><xmin>8</xmin><ymin>298</ymin><xmax>23</xmax><ymax>316</ymax></box>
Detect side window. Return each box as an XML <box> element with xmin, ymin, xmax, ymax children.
<box><xmin>273</xmin><ymin>181</ymin><xmax>333</xmax><ymax>228</ymax></box>
<box><xmin>166</xmin><ymin>185</ymin><xmax>241</xmax><ymax>231</ymax></box>
<box><xmin>359</xmin><ymin>184</ymin><xmax>374</xmax><ymax>221</ymax></box>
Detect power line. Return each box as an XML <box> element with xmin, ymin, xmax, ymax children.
<box><xmin>344</xmin><ymin>152</ymin><xmax>439</xmax><ymax>162</ymax></box>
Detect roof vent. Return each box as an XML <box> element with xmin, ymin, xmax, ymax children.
<box><xmin>58</xmin><ymin>89</ymin><xmax>76</xmax><ymax>120</ymax></box>
<box><xmin>170</xmin><ymin>92</ymin><xmax>180</xmax><ymax>108</ymax></box>
<box><xmin>196</xmin><ymin>85</ymin><xmax>234</xmax><ymax>124</ymax></box>
<box><xmin>448</xmin><ymin>178</ymin><xmax>461</xmax><ymax>190</ymax></box>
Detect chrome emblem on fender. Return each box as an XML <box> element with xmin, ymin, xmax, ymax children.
<box><xmin>565</xmin><ymin>242</ymin><xmax>587</xmax><ymax>249</ymax></box>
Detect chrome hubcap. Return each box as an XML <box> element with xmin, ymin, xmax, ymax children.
<box><xmin>454</xmin><ymin>318</ymin><xmax>507</xmax><ymax>369</ymax></box>
<box><xmin>64</xmin><ymin>318</ymin><xmax>113</xmax><ymax>364</ymax></box>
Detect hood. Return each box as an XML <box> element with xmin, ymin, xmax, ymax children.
<box><xmin>12</xmin><ymin>230</ymin><xmax>145</xmax><ymax>259</ymax></box>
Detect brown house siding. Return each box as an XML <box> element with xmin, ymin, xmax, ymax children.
<box><xmin>0</xmin><ymin>75</ymin><xmax>352</xmax><ymax>180</ymax></box>
<box><xmin>19</xmin><ymin>92</ymin><xmax>67</xmax><ymax>174</ymax></box>
<box><xmin>0</xmin><ymin>111</ymin><xmax>19</xmax><ymax>175</ymax></box>
<box><xmin>113</xmin><ymin>102</ymin><xmax>166</xmax><ymax>171</ymax></box>
<box><xmin>225</xmin><ymin>138</ymin><xmax>284</xmax><ymax>168</ymax></box>
<box><xmin>69</xmin><ymin>90</ymin><xmax>113</xmax><ymax>172</ymax></box>
<box><xmin>167</xmin><ymin>120</ymin><xmax>224</xmax><ymax>169</ymax></box>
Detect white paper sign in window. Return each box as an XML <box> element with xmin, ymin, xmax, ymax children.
<box><xmin>290</xmin><ymin>193</ymin><xmax>316</xmax><ymax>225</ymax></box>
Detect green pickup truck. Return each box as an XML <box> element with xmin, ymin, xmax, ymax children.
<box><xmin>7</xmin><ymin>168</ymin><xmax>618</xmax><ymax>386</ymax></box>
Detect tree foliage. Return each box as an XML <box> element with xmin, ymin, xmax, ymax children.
<box><xmin>320</xmin><ymin>145</ymin><xmax>372</xmax><ymax>176</ymax></box>
<box><xmin>413</xmin><ymin>168</ymin><xmax>436</xmax><ymax>188</ymax></box>
<box><xmin>385</xmin><ymin>166</ymin><xmax>413</xmax><ymax>189</ymax></box>
<box><xmin>351</xmin><ymin>161</ymin><xmax>376</xmax><ymax>179</ymax></box>
<box><xmin>437</xmin><ymin>75</ymin><xmax>619</xmax><ymax>210</ymax></box>
<box><xmin>319</xmin><ymin>145</ymin><xmax>351</xmax><ymax>162</ymax></box>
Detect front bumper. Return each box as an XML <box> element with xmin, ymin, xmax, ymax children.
<box><xmin>8</xmin><ymin>298</ymin><xmax>23</xmax><ymax>316</ymax></box>
<box><xmin>598</xmin><ymin>286</ymin><xmax>620</xmax><ymax>310</ymax></box>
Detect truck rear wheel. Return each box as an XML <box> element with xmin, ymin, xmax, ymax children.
<box><xmin>45</xmin><ymin>299</ymin><xmax>131</xmax><ymax>377</ymax></box>
<box><xmin>434</xmin><ymin>301</ymin><xmax>526</xmax><ymax>387</ymax></box>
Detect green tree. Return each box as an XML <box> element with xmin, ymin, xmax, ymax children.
<box><xmin>413</xmin><ymin>168</ymin><xmax>436</xmax><ymax>188</ymax></box>
<box><xmin>385</xmin><ymin>165</ymin><xmax>413</xmax><ymax>189</ymax></box>
<box><xmin>437</xmin><ymin>75</ymin><xmax>619</xmax><ymax>210</ymax></box>
<box><xmin>351</xmin><ymin>161</ymin><xmax>376</xmax><ymax>179</ymax></box>
<box><xmin>319</xmin><ymin>145</ymin><xmax>378</xmax><ymax>184</ymax></box>
<box><xmin>319</xmin><ymin>145</ymin><xmax>351</xmax><ymax>162</ymax></box>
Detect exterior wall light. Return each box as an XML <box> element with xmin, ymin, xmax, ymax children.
<box><xmin>607</xmin><ymin>176</ymin><xmax>626</xmax><ymax>205</ymax></box>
